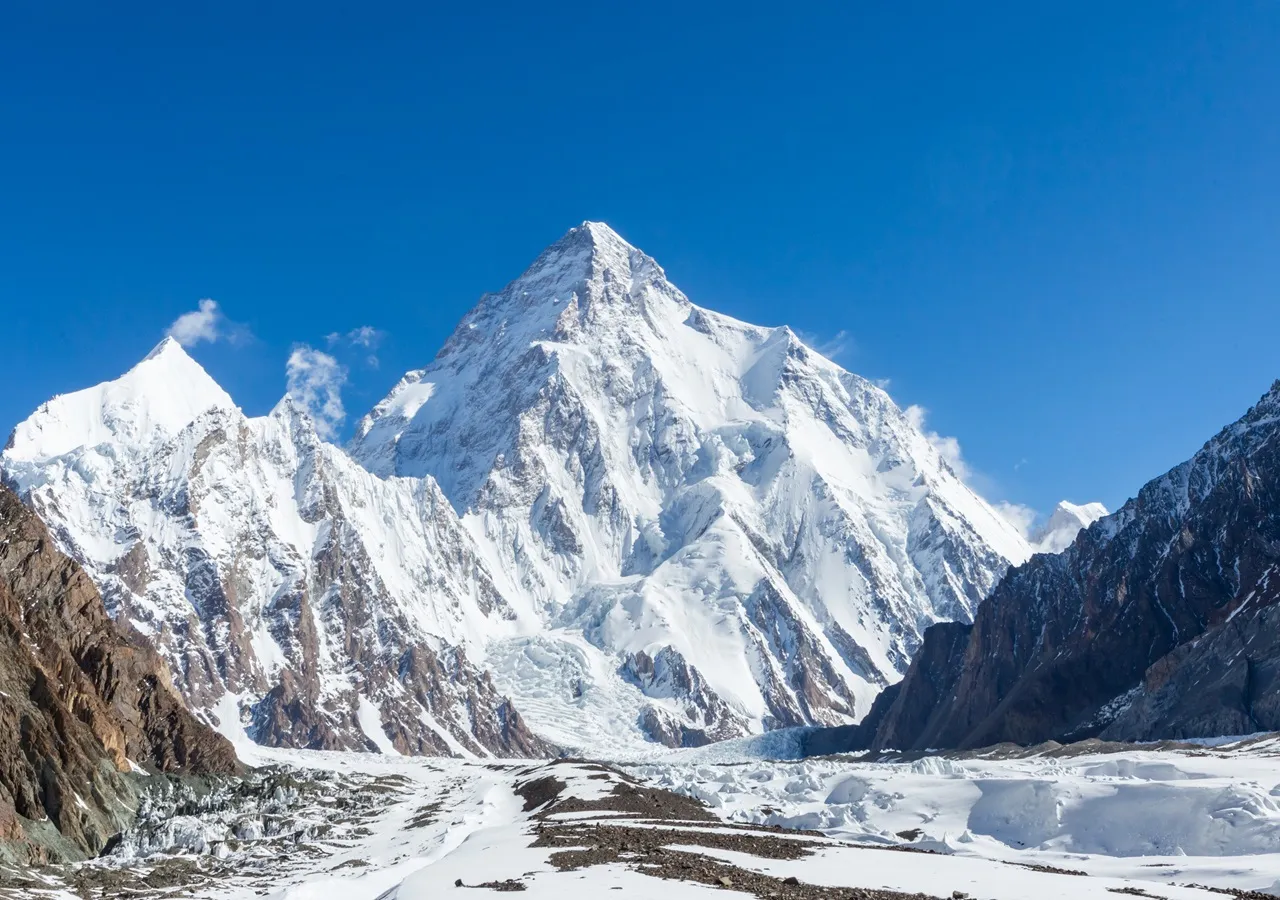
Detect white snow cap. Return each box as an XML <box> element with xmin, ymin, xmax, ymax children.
<box><xmin>4</xmin><ymin>336</ymin><xmax>236</xmax><ymax>464</ymax></box>
<box><xmin>1032</xmin><ymin>500</ymin><xmax>1109</xmax><ymax>554</ymax></box>
<box><xmin>501</xmin><ymin>220</ymin><xmax>658</xmax><ymax>309</ymax></box>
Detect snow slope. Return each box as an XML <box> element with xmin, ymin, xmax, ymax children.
<box><xmin>350</xmin><ymin>221</ymin><xmax>1032</xmax><ymax>747</ymax></box>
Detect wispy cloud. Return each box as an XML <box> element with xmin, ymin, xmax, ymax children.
<box><xmin>167</xmin><ymin>298</ymin><xmax>223</xmax><ymax>347</ymax></box>
<box><xmin>286</xmin><ymin>346</ymin><xmax>347</xmax><ymax>439</ymax></box>
<box><xmin>905</xmin><ymin>404</ymin><xmax>971</xmax><ymax>481</ymax></box>
<box><xmin>798</xmin><ymin>329</ymin><xmax>853</xmax><ymax>363</ymax></box>
<box><xmin>166</xmin><ymin>298</ymin><xmax>252</xmax><ymax>347</ymax></box>
<box><xmin>992</xmin><ymin>501</ymin><xmax>1037</xmax><ymax>539</ymax></box>
<box><xmin>906</xmin><ymin>403</ymin><xmax>1043</xmax><ymax>539</ymax></box>
<box><xmin>327</xmin><ymin>325</ymin><xmax>385</xmax><ymax>368</ymax></box>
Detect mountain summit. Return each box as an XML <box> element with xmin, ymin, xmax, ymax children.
<box><xmin>1031</xmin><ymin>500</ymin><xmax>1109</xmax><ymax>554</ymax></box>
<box><xmin>4</xmin><ymin>336</ymin><xmax>234</xmax><ymax>464</ymax></box>
<box><xmin>350</xmin><ymin>222</ymin><xmax>1032</xmax><ymax>750</ymax></box>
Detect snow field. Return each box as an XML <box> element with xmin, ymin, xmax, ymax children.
<box><xmin>46</xmin><ymin>737</ymin><xmax>1279</xmax><ymax>899</ymax></box>
<box><xmin>628</xmin><ymin>737</ymin><xmax>1280</xmax><ymax>895</ymax></box>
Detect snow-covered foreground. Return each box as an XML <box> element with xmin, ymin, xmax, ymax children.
<box><xmin>18</xmin><ymin>736</ymin><xmax>1280</xmax><ymax>899</ymax></box>
<box><xmin>637</xmin><ymin>735</ymin><xmax>1280</xmax><ymax>896</ymax></box>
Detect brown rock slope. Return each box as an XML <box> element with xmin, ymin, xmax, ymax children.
<box><xmin>0</xmin><ymin>485</ymin><xmax>239</xmax><ymax>863</ymax></box>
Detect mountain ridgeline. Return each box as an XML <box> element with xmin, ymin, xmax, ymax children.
<box><xmin>2</xmin><ymin>222</ymin><xmax>1046</xmax><ymax>755</ymax></box>
<box><xmin>808</xmin><ymin>381</ymin><xmax>1280</xmax><ymax>755</ymax></box>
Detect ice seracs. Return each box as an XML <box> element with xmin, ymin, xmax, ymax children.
<box><xmin>350</xmin><ymin>221</ymin><xmax>1033</xmax><ymax>749</ymax></box>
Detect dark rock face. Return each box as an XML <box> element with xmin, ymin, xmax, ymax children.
<box><xmin>0</xmin><ymin>486</ymin><xmax>239</xmax><ymax>862</ymax></box>
<box><xmin>1102</xmin><ymin>601</ymin><xmax>1280</xmax><ymax>740</ymax></box>
<box><xmin>809</xmin><ymin>381</ymin><xmax>1280</xmax><ymax>753</ymax></box>
<box><xmin>621</xmin><ymin>647</ymin><xmax>744</xmax><ymax>748</ymax></box>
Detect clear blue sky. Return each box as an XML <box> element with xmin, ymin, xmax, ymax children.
<box><xmin>1</xmin><ymin>2</ymin><xmax>1276</xmax><ymax>518</ymax></box>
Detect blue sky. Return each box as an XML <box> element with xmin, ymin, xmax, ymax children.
<box><xmin>1</xmin><ymin>2</ymin><xmax>1276</xmax><ymax>520</ymax></box>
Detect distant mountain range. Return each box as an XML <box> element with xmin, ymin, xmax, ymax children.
<box><xmin>2</xmin><ymin>222</ymin><xmax>1096</xmax><ymax>756</ymax></box>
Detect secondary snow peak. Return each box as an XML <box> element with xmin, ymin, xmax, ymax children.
<box><xmin>3</xmin><ymin>335</ymin><xmax>235</xmax><ymax>469</ymax></box>
<box><xmin>1031</xmin><ymin>500</ymin><xmax>1109</xmax><ymax>554</ymax></box>
<box><xmin>0</xmin><ymin>337</ymin><xmax>551</xmax><ymax>759</ymax></box>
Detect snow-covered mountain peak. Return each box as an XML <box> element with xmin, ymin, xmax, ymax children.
<box><xmin>3</xmin><ymin>225</ymin><xmax>1047</xmax><ymax>755</ymax></box>
<box><xmin>269</xmin><ymin>390</ymin><xmax>323</xmax><ymax>434</ymax></box>
<box><xmin>348</xmin><ymin>224</ymin><xmax>1034</xmax><ymax>749</ymax></box>
<box><xmin>1049</xmin><ymin>499</ymin><xmax>1108</xmax><ymax>526</ymax></box>
<box><xmin>4</xmin><ymin>337</ymin><xmax>235</xmax><ymax>471</ymax></box>
<box><xmin>530</xmin><ymin>220</ymin><xmax>654</xmax><ymax>282</ymax></box>
<box><xmin>483</xmin><ymin>220</ymin><xmax>672</xmax><ymax>323</ymax></box>
<box><xmin>1031</xmin><ymin>500</ymin><xmax>1109</xmax><ymax>554</ymax></box>
<box><xmin>143</xmin><ymin>333</ymin><xmax>183</xmax><ymax>360</ymax></box>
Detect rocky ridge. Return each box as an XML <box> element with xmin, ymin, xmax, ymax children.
<box><xmin>809</xmin><ymin>381</ymin><xmax>1280</xmax><ymax>753</ymax></box>
<box><xmin>0</xmin><ymin>485</ymin><xmax>238</xmax><ymax>863</ymax></box>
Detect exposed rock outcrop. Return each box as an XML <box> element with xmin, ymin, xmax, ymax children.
<box><xmin>0</xmin><ymin>485</ymin><xmax>238</xmax><ymax>862</ymax></box>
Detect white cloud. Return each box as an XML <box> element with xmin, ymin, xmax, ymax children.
<box><xmin>814</xmin><ymin>329</ymin><xmax>851</xmax><ymax>361</ymax></box>
<box><xmin>326</xmin><ymin>325</ymin><xmax>385</xmax><ymax>367</ymax></box>
<box><xmin>348</xmin><ymin>325</ymin><xmax>381</xmax><ymax>348</ymax></box>
<box><xmin>167</xmin><ymin>298</ymin><xmax>223</xmax><ymax>347</ymax></box>
<box><xmin>286</xmin><ymin>346</ymin><xmax>347</xmax><ymax>440</ymax></box>
<box><xmin>905</xmin><ymin>404</ymin><xmax>972</xmax><ymax>481</ymax></box>
<box><xmin>797</xmin><ymin>328</ymin><xmax>853</xmax><ymax>363</ymax></box>
<box><xmin>906</xmin><ymin>403</ymin><xmax>1044</xmax><ymax>541</ymax></box>
<box><xmin>993</xmin><ymin>501</ymin><xmax>1037</xmax><ymax>539</ymax></box>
